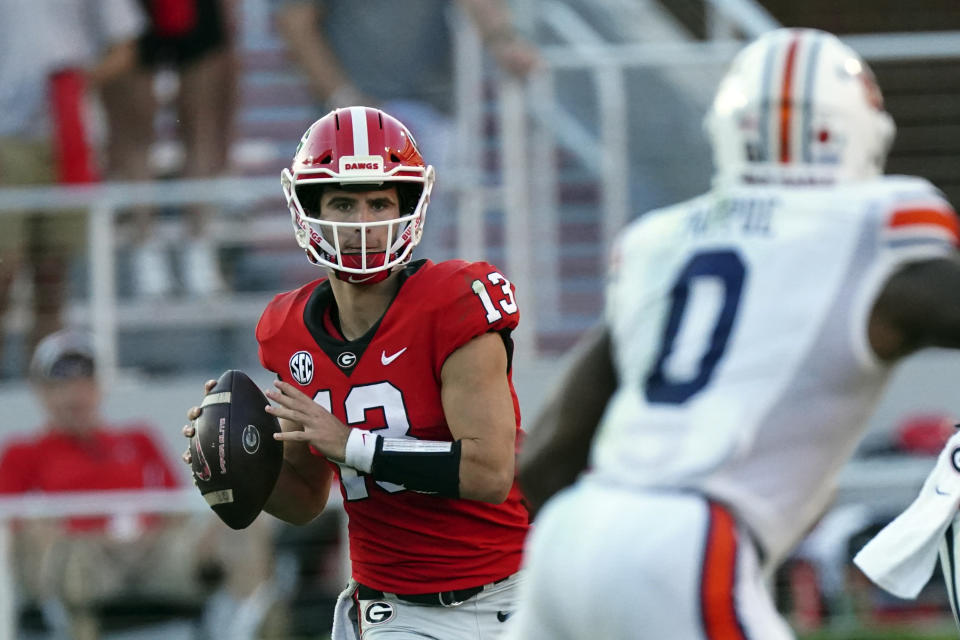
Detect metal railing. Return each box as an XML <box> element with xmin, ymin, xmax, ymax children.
<box><xmin>0</xmin><ymin>489</ymin><xmax>205</xmax><ymax>640</ymax></box>
<box><xmin>515</xmin><ymin>24</ymin><xmax>960</xmax><ymax>256</ymax></box>
<box><xmin>3</xmin><ymin>11</ymin><xmax>960</xmax><ymax>376</ymax></box>
<box><xmin>0</xmin><ymin>178</ymin><xmax>279</xmax><ymax>382</ymax></box>
<box><xmin>0</xmin><ymin>486</ymin><xmax>348</xmax><ymax>640</ymax></box>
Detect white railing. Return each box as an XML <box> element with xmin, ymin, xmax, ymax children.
<box><xmin>3</xmin><ymin>21</ymin><xmax>960</xmax><ymax>378</ymax></box>
<box><xmin>0</xmin><ymin>485</ymin><xmax>349</xmax><ymax>640</ymax></box>
<box><xmin>0</xmin><ymin>489</ymin><xmax>204</xmax><ymax>640</ymax></box>
<box><xmin>511</xmin><ymin>28</ymin><xmax>960</xmax><ymax>258</ymax></box>
<box><xmin>0</xmin><ymin>177</ymin><xmax>277</xmax><ymax>383</ymax></box>
<box><xmin>0</xmin><ymin>489</ymin><xmax>204</xmax><ymax>520</ymax></box>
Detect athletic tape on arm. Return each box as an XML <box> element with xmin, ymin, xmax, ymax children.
<box><xmin>342</xmin><ymin>429</ymin><xmax>461</xmax><ymax>498</ymax></box>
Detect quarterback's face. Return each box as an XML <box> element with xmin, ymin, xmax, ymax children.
<box><xmin>320</xmin><ymin>186</ymin><xmax>401</xmax><ymax>253</ymax></box>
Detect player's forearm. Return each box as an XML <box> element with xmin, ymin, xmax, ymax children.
<box><xmin>265</xmin><ymin>457</ymin><xmax>330</xmax><ymax>525</ymax></box>
<box><xmin>518</xmin><ymin>362</ymin><xmax>596</xmax><ymax>511</ymax></box>
<box><xmin>519</xmin><ymin>324</ymin><xmax>615</xmax><ymax>515</ymax></box>
<box><xmin>870</xmin><ymin>255</ymin><xmax>960</xmax><ymax>359</ymax></box>
<box><xmin>458</xmin><ymin>437</ymin><xmax>514</xmax><ymax>503</ymax></box>
<box><xmin>518</xmin><ymin>404</ymin><xmax>591</xmax><ymax>515</ymax></box>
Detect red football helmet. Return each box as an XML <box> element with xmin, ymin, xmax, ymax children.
<box><xmin>281</xmin><ymin>106</ymin><xmax>435</xmax><ymax>283</ymax></box>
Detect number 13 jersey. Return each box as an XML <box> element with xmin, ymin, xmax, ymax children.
<box><xmin>594</xmin><ymin>175</ymin><xmax>959</xmax><ymax>566</ymax></box>
<box><xmin>256</xmin><ymin>259</ymin><xmax>529</xmax><ymax>593</ymax></box>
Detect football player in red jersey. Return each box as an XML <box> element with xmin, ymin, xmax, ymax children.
<box><xmin>184</xmin><ymin>106</ymin><xmax>529</xmax><ymax>639</ymax></box>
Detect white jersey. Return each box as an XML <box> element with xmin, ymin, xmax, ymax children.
<box><xmin>593</xmin><ymin>174</ymin><xmax>959</xmax><ymax>566</ymax></box>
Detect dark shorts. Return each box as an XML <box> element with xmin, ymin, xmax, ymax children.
<box><xmin>0</xmin><ymin>138</ymin><xmax>85</xmax><ymax>257</ymax></box>
<box><xmin>137</xmin><ymin>0</ymin><xmax>229</xmax><ymax>68</ymax></box>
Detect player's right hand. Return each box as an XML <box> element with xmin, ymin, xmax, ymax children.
<box><xmin>181</xmin><ymin>379</ymin><xmax>218</xmax><ymax>465</ymax></box>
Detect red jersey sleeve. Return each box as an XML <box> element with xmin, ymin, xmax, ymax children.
<box><xmin>256</xmin><ymin>280</ymin><xmax>324</xmax><ymax>375</ymax></box>
<box><xmin>431</xmin><ymin>261</ymin><xmax>521</xmax><ymax>374</ymax></box>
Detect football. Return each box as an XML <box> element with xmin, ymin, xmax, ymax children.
<box><xmin>190</xmin><ymin>369</ymin><xmax>283</xmax><ymax>529</ymax></box>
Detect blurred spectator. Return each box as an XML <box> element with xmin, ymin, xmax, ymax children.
<box><xmin>273</xmin><ymin>0</ymin><xmax>539</xmax><ymax>261</ymax></box>
<box><xmin>271</xmin><ymin>511</ymin><xmax>346</xmax><ymax>638</ymax></box>
<box><xmin>101</xmin><ymin>0</ymin><xmax>238</xmax><ymax>298</ymax></box>
<box><xmin>0</xmin><ymin>329</ymin><xmax>286</xmax><ymax>639</ymax></box>
<box><xmin>0</xmin><ymin>0</ymin><xmax>144</xmax><ymax>376</ymax></box>
<box><xmin>894</xmin><ymin>413</ymin><xmax>956</xmax><ymax>456</ymax></box>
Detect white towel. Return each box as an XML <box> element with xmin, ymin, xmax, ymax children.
<box><xmin>853</xmin><ymin>429</ymin><xmax>960</xmax><ymax>599</ymax></box>
<box><xmin>330</xmin><ymin>580</ymin><xmax>360</xmax><ymax>640</ymax></box>
<box><xmin>938</xmin><ymin>518</ymin><xmax>960</xmax><ymax>630</ymax></box>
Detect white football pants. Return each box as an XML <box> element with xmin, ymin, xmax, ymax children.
<box><xmin>504</xmin><ymin>480</ymin><xmax>795</xmax><ymax>640</ymax></box>
<box><xmin>332</xmin><ymin>572</ymin><xmax>521</xmax><ymax>640</ymax></box>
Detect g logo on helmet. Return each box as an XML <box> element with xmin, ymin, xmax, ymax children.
<box><xmin>289</xmin><ymin>351</ymin><xmax>314</xmax><ymax>385</ymax></box>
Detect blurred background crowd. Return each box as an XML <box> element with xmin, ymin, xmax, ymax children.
<box><xmin>1</xmin><ymin>0</ymin><xmax>960</xmax><ymax>638</ymax></box>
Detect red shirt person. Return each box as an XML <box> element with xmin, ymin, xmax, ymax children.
<box><xmin>185</xmin><ymin>106</ymin><xmax>530</xmax><ymax>640</ymax></box>
<box><xmin>0</xmin><ymin>330</ymin><xmax>205</xmax><ymax>640</ymax></box>
<box><xmin>0</xmin><ymin>330</ymin><xmax>181</xmax><ymax>533</ymax></box>
<box><xmin>3</xmin><ymin>330</ymin><xmax>290</xmax><ymax>640</ymax></box>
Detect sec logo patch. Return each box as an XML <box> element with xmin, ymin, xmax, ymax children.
<box><xmin>363</xmin><ymin>601</ymin><xmax>395</xmax><ymax>625</ymax></box>
<box><xmin>289</xmin><ymin>351</ymin><xmax>314</xmax><ymax>385</ymax></box>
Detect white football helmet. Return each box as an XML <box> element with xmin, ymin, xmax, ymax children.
<box><xmin>281</xmin><ymin>106</ymin><xmax>435</xmax><ymax>284</ymax></box>
<box><xmin>705</xmin><ymin>28</ymin><xmax>895</xmax><ymax>185</ymax></box>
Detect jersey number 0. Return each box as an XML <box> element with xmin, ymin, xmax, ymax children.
<box><xmin>644</xmin><ymin>250</ymin><xmax>746</xmax><ymax>404</ymax></box>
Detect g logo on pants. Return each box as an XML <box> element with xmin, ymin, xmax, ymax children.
<box><xmin>364</xmin><ymin>601</ymin><xmax>395</xmax><ymax>625</ymax></box>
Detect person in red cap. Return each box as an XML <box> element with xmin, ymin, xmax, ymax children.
<box><xmin>0</xmin><ymin>329</ymin><xmax>282</xmax><ymax>640</ymax></box>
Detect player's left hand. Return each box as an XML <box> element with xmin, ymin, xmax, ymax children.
<box><xmin>265</xmin><ymin>380</ymin><xmax>351</xmax><ymax>462</ymax></box>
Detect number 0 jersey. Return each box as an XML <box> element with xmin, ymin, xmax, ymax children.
<box><xmin>593</xmin><ymin>175</ymin><xmax>960</xmax><ymax>566</ymax></box>
<box><xmin>256</xmin><ymin>259</ymin><xmax>529</xmax><ymax>593</ymax></box>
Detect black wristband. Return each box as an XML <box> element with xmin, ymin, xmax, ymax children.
<box><xmin>370</xmin><ymin>438</ymin><xmax>461</xmax><ymax>499</ymax></box>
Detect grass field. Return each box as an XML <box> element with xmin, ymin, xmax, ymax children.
<box><xmin>798</xmin><ymin>617</ymin><xmax>958</xmax><ymax>640</ymax></box>
<box><xmin>801</xmin><ymin>630</ymin><xmax>957</xmax><ymax>640</ymax></box>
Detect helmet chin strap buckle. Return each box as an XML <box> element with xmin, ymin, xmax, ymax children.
<box><xmin>295</xmin><ymin>228</ymin><xmax>310</xmax><ymax>247</ymax></box>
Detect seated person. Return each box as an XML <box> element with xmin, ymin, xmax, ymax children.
<box><xmin>0</xmin><ymin>329</ymin><xmax>283</xmax><ymax>640</ymax></box>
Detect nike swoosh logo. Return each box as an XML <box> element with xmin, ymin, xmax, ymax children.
<box><xmin>347</xmin><ymin>274</ymin><xmax>376</xmax><ymax>284</ymax></box>
<box><xmin>381</xmin><ymin>348</ymin><xmax>407</xmax><ymax>365</ymax></box>
<box><xmin>936</xmin><ymin>486</ymin><xmax>951</xmax><ymax>496</ymax></box>
<box><xmin>497</xmin><ymin>611</ymin><xmax>512</xmax><ymax>623</ymax></box>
